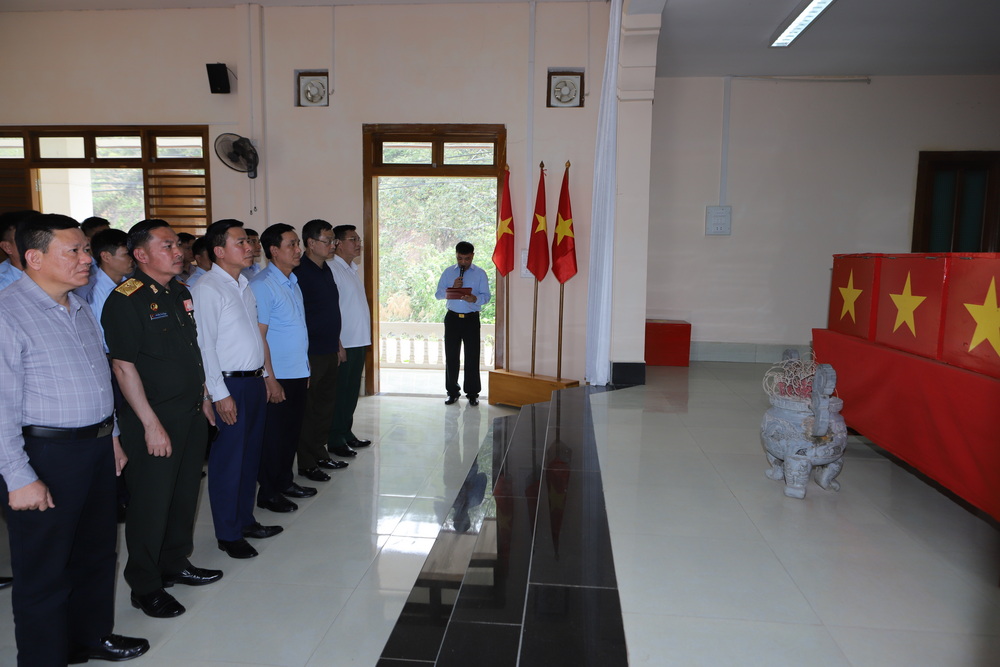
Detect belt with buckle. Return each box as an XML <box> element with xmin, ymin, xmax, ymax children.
<box><xmin>222</xmin><ymin>368</ymin><xmax>264</xmax><ymax>378</ymax></box>
<box><xmin>23</xmin><ymin>416</ymin><xmax>114</xmax><ymax>440</ymax></box>
<box><xmin>448</xmin><ymin>310</ymin><xmax>478</xmax><ymax>319</ymax></box>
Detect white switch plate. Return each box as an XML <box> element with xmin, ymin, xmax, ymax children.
<box><xmin>520</xmin><ymin>249</ymin><xmax>532</xmax><ymax>278</ymax></box>
<box><xmin>706</xmin><ymin>205</ymin><xmax>732</xmax><ymax>236</ymax></box>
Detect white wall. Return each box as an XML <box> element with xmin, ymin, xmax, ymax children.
<box><xmin>0</xmin><ymin>3</ymin><xmax>610</xmax><ymax>382</ymax></box>
<box><xmin>647</xmin><ymin>75</ymin><xmax>1000</xmax><ymax>350</ymax></box>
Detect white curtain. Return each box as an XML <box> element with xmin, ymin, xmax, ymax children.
<box><xmin>585</xmin><ymin>0</ymin><xmax>623</xmax><ymax>386</ymax></box>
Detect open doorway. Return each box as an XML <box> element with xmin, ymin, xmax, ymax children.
<box><xmin>362</xmin><ymin>124</ymin><xmax>506</xmax><ymax>397</ymax></box>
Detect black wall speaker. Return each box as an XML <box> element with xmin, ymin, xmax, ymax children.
<box><xmin>206</xmin><ymin>63</ymin><xmax>231</xmax><ymax>94</ymax></box>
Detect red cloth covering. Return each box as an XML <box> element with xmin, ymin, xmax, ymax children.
<box><xmin>814</xmin><ymin>328</ymin><xmax>1000</xmax><ymax>521</ymax></box>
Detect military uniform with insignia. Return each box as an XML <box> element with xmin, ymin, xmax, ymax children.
<box><xmin>102</xmin><ymin>269</ymin><xmax>209</xmax><ymax>597</ymax></box>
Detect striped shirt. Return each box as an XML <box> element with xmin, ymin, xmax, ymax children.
<box><xmin>0</xmin><ymin>275</ymin><xmax>114</xmax><ymax>491</ymax></box>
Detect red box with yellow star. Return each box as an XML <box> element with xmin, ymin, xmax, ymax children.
<box><xmin>873</xmin><ymin>254</ymin><xmax>948</xmax><ymax>358</ymax></box>
<box><xmin>941</xmin><ymin>254</ymin><xmax>1000</xmax><ymax>378</ymax></box>
<box><xmin>828</xmin><ymin>254</ymin><xmax>882</xmax><ymax>339</ymax></box>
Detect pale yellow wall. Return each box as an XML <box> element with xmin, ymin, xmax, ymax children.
<box><xmin>0</xmin><ymin>3</ymin><xmax>608</xmax><ymax>382</ymax></box>
<box><xmin>647</xmin><ymin>75</ymin><xmax>1000</xmax><ymax>347</ymax></box>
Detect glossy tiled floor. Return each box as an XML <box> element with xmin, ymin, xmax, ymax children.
<box><xmin>1</xmin><ymin>362</ymin><xmax>999</xmax><ymax>665</ymax></box>
<box><xmin>594</xmin><ymin>363</ymin><xmax>1000</xmax><ymax>667</ymax></box>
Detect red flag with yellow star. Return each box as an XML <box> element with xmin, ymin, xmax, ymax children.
<box><xmin>526</xmin><ymin>164</ymin><xmax>549</xmax><ymax>281</ymax></box>
<box><xmin>551</xmin><ymin>164</ymin><xmax>577</xmax><ymax>284</ymax></box>
<box><xmin>941</xmin><ymin>255</ymin><xmax>1000</xmax><ymax>378</ymax></box>
<box><xmin>874</xmin><ymin>254</ymin><xmax>947</xmax><ymax>358</ymax></box>
<box><xmin>827</xmin><ymin>254</ymin><xmax>881</xmax><ymax>339</ymax></box>
<box><xmin>492</xmin><ymin>168</ymin><xmax>515</xmax><ymax>277</ymax></box>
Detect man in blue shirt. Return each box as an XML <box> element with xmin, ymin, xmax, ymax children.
<box><xmin>86</xmin><ymin>228</ymin><xmax>134</xmax><ymax>349</ymax></box>
<box><xmin>0</xmin><ymin>210</ymin><xmax>35</xmax><ymax>292</ymax></box>
<box><xmin>435</xmin><ymin>241</ymin><xmax>491</xmax><ymax>406</ymax></box>
<box><xmin>250</xmin><ymin>224</ymin><xmax>316</xmax><ymax>512</ymax></box>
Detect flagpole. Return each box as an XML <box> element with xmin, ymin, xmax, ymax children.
<box><xmin>557</xmin><ymin>282</ymin><xmax>564</xmax><ymax>381</ymax></box>
<box><xmin>531</xmin><ymin>278</ymin><xmax>538</xmax><ymax>377</ymax></box>
<box><xmin>503</xmin><ymin>273</ymin><xmax>509</xmax><ymax>370</ymax></box>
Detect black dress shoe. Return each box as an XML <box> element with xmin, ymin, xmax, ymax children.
<box><xmin>329</xmin><ymin>444</ymin><xmax>357</xmax><ymax>457</ymax></box>
<box><xmin>69</xmin><ymin>634</ymin><xmax>150</xmax><ymax>663</ymax></box>
<box><xmin>299</xmin><ymin>466</ymin><xmax>331</xmax><ymax>481</ymax></box>
<box><xmin>242</xmin><ymin>522</ymin><xmax>283</xmax><ymax>539</ymax></box>
<box><xmin>0</xmin><ymin>576</ymin><xmax>12</xmax><ymax>589</ymax></box>
<box><xmin>218</xmin><ymin>538</ymin><xmax>258</xmax><ymax>559</ymax></box>
<box><xmin>130</xmin><ymin>588</ymin><xmax>185</xmax><ymax>618</ymax></box>
<box><xmin>468</xmin><ymin>396</ymin><xmax>480</xmax><ymax>406</ymax></box>
<box><xmin>316</xmin><ymin>458</ymin><xmax>349</xmax><ymax>470</ymax></box>
<box><xmin>347</xmin><ymin>438</ymin><xmax>372</xmax><ymax>448</ymax></box>
<box><xmin>257</xmin><ymin>494</ymin><xmax>298</xmax><ymax>513</ymax></box>
<box><xmin>445</xmin><ymin>395</ymin><xmax>460</xmax><ymax>405</ymax></box>
<box><xmin>282</xmin><ymin>482</ymin><xmax>317</xmax><ymax>498</ymax></box>
<box><xmin>163</xmin><ymin>564</ymin><xmax>223</xmax><ymax>587</ymax></box>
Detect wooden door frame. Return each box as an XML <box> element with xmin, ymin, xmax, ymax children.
<box><xmin>361</xmin><ymin>123</ymin><xmax>507</xmax><ymax>395</ymax></box>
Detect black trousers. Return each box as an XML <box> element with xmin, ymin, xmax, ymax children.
<box><xmin>444</xmin><ymin>310</ymin><xmax>481</xmax><ymax>398</ymax></box>
<box><xmin>120</xmin><ymin>399</ymin><xmax>207</xmax><ymax>594</ymax></box>
<box><xmin>328</xmin><ymin>346</ymin><xmax>366</xmax><ymax>449</ymax></box>
<box><xmin>4</xmin><ymin>434</ymin><xmax>116</xmax><ymax>666</ymax></box>
<box><xmin>298</xmin><ymin>353</ymin><xmax>339</xmax><ymax>469</ymax></box>
<box><xmin>258</xmin><ymin>377</ymin><xmax>308</xmax><ymax>503</ymax></box>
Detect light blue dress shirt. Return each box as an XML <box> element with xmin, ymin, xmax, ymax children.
<box><xmin>435</xmin><ymin>263</ymin><xmax>491</xmax><ymax>314</ymax></box>
<box><xmin>249</xmin><ymin>263</ymin><xmax>310</xmax><ymax>379</ymax></box>
<box><xmin>87</xmin><ymin>268</ymin><xmax>120</xmax><ymax>353</ymax></box>
<box><xmin>0</xmin><ymin>259</ymin><xmax>23</xmax><ymax>292</ymax></box>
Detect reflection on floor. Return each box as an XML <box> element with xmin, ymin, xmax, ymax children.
<box><xmin>0</xmin><ymin>362</ymin><xmax>998</xmax><ymax>666</ymax></box>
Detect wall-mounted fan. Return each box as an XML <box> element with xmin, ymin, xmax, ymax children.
<box><xmin>214</xmin><ymin>133</ymin><xmax>259</xmax><ymax>179</ymax></box>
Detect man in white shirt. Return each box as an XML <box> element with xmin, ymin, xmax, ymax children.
<box><xmin>191</xmin><ymin>219</ymin><xmax>280</xmax><ymax>560</ymax></box>
<box><xmin>86</xmin><ymin>228</ymin><xmax>134</xmax><ymax>349</ymax></box>
<box><xmin>327</xmin><ymin>224</ymin><xmax>373</xmax><ymax>457</ymax></box>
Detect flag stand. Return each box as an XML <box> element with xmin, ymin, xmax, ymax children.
<box><xmin>489</xmin><ymin>161</ymin><xmax>579</xmax><ymax>407</ymax></box>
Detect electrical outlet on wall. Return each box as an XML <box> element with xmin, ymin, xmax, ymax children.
<box><xmin>706</xmin><ymin>206</ymin><xmax>732</xmax><ymax>235</ymax></box>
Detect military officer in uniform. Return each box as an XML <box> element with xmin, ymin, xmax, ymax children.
<box><xmin>102</xmin><ymin>219</ymin><xmax>222</xmax><ymax>619</ymax></box>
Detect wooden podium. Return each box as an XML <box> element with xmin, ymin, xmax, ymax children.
<box><xmin>488</xmin><ymin>369</ymin><xmax>580</xmax><ymax>407</ymax></box>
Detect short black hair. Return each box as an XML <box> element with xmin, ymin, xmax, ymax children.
<box><xmin>301</xmin><ymin>219</ymin><xmax>333</xmax><ymax>243</ymax></box>
<box><xmin>15</xmin><ymin>213</ymin><xmax>80</xmax><ymax>267</ymax></box>
<box><xmin>333</xmin><ymin>224</ymin><xmax>357</xmax><ymax>241</ymax></box>
<box><xmin>81</xmin><ymin>216</ymin><xmax>111</xmax><ymax>237</ymax></box>
<box><xmin>0</xmin><ymin>209</ymin><xmax>38</xmax><ymax>241</ymax></box>
<box><xmin>90</xmin><ymin>228</ymin><xmax>129</xmax><ymax>267</ymax></box>
<box><xmin>244</xmin><ymin>228</ymin><xmax>259</xmax><ymax>238</ymax></box>
<box><xmin>192</xmin><ymin>236</ymin><xmax>209</xmax><ymax>258</ymax></box>
<box><xmin>176</xmin><ymin>232</ymin><xmax>196</xmax><ymax>244</ymax></box>
<box><xmin>456</xmin><ymin>241</ymin><xmax>474</xmax><ymax>255</ymax></box>
<box><xmin>127</xmin><ymin>219</ymin><xmax>171</xmax><ymax>253</ymax></box>
<box><xmin>205</xmin><ymin>219</ymin><xmax>245</xmax><ymax>263</ymax></box>
<box><xmin>260</xmin><ymin>223</ymin><xmax>296</xmax><ymax>261</ymax></box>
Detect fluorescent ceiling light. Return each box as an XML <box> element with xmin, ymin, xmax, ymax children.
<box><xmin>770</xmin><ymin>0</ymin><xmax>838</xmax><ymax>48</ymax></box>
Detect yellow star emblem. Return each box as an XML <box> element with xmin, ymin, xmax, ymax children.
<box><xmin>889</xmin><ymin>272</ymin><xmax>926</xmax><ymax>336</ymax></box>
<box><xmin>554</xmin><ymin>213</ymin><xmax>574</xmax><ymax>245</ymax></box>
<box><xmin>964</xmin><ymin>277</ymin><xmax>1000</xmax><ymax>356</ymax></box>
<box><xmin>534</xmin><ymin>213</ymin><xmax>547</xmax><ymax>234</ymax></box>
<box><xmin>497</xmin><ymin>216</ymin><xmax>513</xmax><ymax>240</ymax></box>
<box><xmin>838</xmin><ymin>270</ymin><xmax>863</xmax><ymax>322</ymax></box>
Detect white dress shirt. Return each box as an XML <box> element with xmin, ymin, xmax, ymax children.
<box><xmin>191</xmin><ymin>264</ymin><xmax>265</xmax><ymax>401</ymax></box>
<box><xmin>327</xmin><ymin>255</ymin><xmax>371</xmax><ymax>348</ymax></box>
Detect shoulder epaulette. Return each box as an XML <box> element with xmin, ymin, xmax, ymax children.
<box><xmin>114</xmin><ymin>277</ymin><xmax>144</xmax><ymax>296</ymax></box>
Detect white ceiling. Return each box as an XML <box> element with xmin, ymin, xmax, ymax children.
<box><xmin>3</xmin><ymin>0</ymin><xmax>999</xmax><ymax>78</ymax></box>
